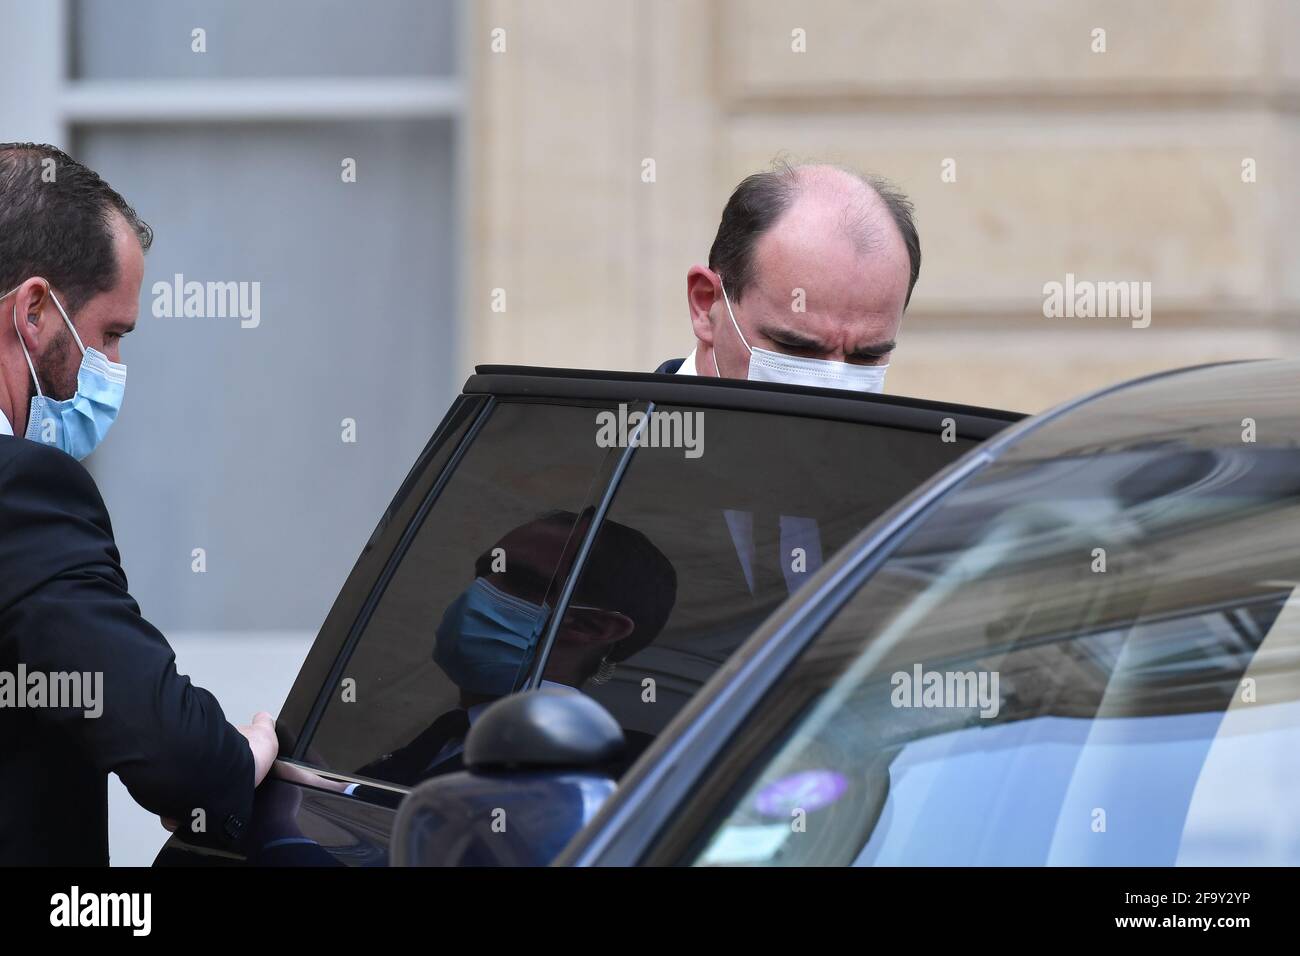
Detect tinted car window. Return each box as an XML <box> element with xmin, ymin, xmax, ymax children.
<box><xmin>306</xmin><ymin>400</ymin><xmax>636</xmax><ymax>781</ymax></box>
<box><xmin>673</xmin><ymin>445</ymin><xmax>1300</xmax><ymax>865</ymax></box>
<box><xmin>536</xmin><ymin>405</ymin><xmax>977</xmax><ymax>762</ymax></box>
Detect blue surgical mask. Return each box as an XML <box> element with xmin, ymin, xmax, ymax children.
<box><xmin>433</xmin><ymin>578</ymin><xmax>549</xmax><ymax>698</ymax></box>
<box><xmin>716</xmin><ymin>281</ymin><xmax>889</xmax><ymax>393</ymax></box>
<box><xmin>3</xmin><ymin>282</ymin><xmax>127</xmax><ymax>460</ymax></box>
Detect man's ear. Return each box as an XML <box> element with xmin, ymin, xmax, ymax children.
<box><xmin>568</xmin><ymin>608</ymin><xmax>635</xmax><ymax>647</ymax></box>
<box><xmin>686</xmin><ymin>265</ymin><xmax>721</xmax><ymax>347</ymax></box>
<box><xmin>12</xmin><ymin>279</ymin><xmax>50</xmax><ymax>350</ymax></box>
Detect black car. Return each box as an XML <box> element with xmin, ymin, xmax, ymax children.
<box><xmin>386</xmin><ymin>358</ymin><xmax>1300</xmax><ymax>866</ymax></box>
<box><xmin>549</xmin><ymin>357</ymin><xmax>1300</xmax><ymax>866</ymax></box>
<box><xmin>156</xmin><ymin>365</ymin><xmax>1019</xmax><ymax>865</ymax></box>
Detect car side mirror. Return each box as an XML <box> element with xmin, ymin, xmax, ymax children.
<box><xmin>391</xmin><ymin>688</ymin><xmax>625</xmax><ymax>866</ymax></box>
<box><xmin>463</xmin><ymin>686</ymin><xmax>625</xmax><ymax>771</ymax></box>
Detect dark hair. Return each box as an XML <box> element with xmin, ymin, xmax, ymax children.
<box><xmin>482</xmin><ymin>510</ymin><xmax>678</xmax><ymax>663</ymax></box>
<box><xmin>707</xmin><ymin>160</ymin><xmax>921</xmax><ymax>309</ymax></box>
<box><xmin>0</xmin><ymin>143</ymin><xmax>152</xmax><ymax>314</ymax></box>
<box><xmin>572</xmin><ymin>517</ymin><xmax>677</xmax><ymax>662</ymax></box>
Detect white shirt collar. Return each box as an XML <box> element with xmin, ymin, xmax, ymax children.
<box><xmin>0</xmin><ymin>409</ymin><xmax>12</xmax><ymax>437</ymax></box>
<box><xmin>677</xmin><ymin>349</ymin><xmax>699</xmax><ymax>375</ymax></box>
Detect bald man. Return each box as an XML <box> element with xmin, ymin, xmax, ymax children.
<box><xmin>657</xmin><ymin>162</ymin><xmax>920</xmax><ymax>392</ymax></box>
<box><xmin>651</xmin><ymin>163</ymin><xmax>921</xmax><ymax>606</ymax></box>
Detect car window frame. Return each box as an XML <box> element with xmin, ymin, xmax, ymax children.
<box><xmin>277</xmin><ymin>367</ymin><xmax>1022</xmax><ymax>793</ymax></box>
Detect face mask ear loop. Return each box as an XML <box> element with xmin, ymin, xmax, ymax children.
<box><xmin>719</xmin><ymin>280</ymin><xmax>754</xmax><ymax>353</ymax></box>
<box><xmin>713</xmin><ymin>278</ymin><xmax>755</xmax><ymax>379</ymax></box>
<box><xmin>12</xmin><ymin>301</ymin><xmax>44</xmax><ymax>399</ymax></box>
<box><xmin>45</xmin><ymin>288</ymin><xmax>87</xmax><ymax>357</ymax></box>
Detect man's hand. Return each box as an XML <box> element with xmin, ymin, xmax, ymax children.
<box><xmin>158</xmin><ymin>713</ymin><xmax>279</xmax><ymax>833</ymax></box>
<box><xmin>236</xmin><ymin>712</ymin><xmax>280</xmax><ymax>786</ymax></box>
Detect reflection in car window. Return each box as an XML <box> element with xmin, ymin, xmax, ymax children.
<box><xmin>307</xmin><ymin>401</ymin><xmax>642</xmax><ymax>782</ymax></box>
<box><xmin>547</xmin><ymin>405</ymin><xmax>976</xmax><ymax>766</ymax></box>
<box><xmin>682</xmin><ymin>446</ymin><xmax>1300</xmax><ymax>865</ymax></box>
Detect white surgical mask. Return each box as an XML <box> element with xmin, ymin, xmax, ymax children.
<box><xmin>715</xmin><ymin>281</ymin><xmax>889</xmax><ymax>393</ymax></box>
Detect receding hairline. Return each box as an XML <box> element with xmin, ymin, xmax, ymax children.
<box><xmin>772</xmin><ymin>163</ymin><xmax>903</xmax><ymax>253</ymax></box>
<box><xmin>787</xmin><ymin>163</ymin><xmax>882</xmax><ymax>200</ymax></box>
<box><xmin>708</xmin><ymin>158</ymin><xmax>921</xmax><ymax>308</ymax></box>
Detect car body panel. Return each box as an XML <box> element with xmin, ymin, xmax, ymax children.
<box><xmin>155</xmin><ymin>775</ymin><xmax>398</xmax><ymax>867</ymax></box>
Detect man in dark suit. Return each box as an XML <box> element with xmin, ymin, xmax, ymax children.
<box><xmin>0</xmin><ymin>143</ymin><xmax>278</xmax><ymax>865</ymax></box>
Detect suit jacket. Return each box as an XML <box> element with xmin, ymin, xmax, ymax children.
<box><xmin>0</xmin><ymin>435</ymin><xmax>255</xmax><ymax>865</ymax></box>
<box><xmin>355</xmin><ymin>708</ymin><xmax>471</xmax><ymax>787</ymax></box>
<box><xmin>653</xmin><ymin>358</ymin><xmax>685</xmax><ymax>375</ymax></box>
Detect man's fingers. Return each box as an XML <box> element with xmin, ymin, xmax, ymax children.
<box><xmin>237</xmin><ymin>712</ymin><xmax>281</xmax><ymax>787</ymax></box>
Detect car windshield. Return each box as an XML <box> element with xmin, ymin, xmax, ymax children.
<box><xmin>687</xmin><ymin>444</ymin><xmax>1300</xmax><ymax>866</ymax></box>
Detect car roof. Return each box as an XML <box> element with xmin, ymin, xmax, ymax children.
<box><xmin>987</xmin><ymin>358</ymin><xmax>1300</xmax><ymax>466</ymax></box>
<box><xmin>469</xmin><ymin>364</ymin><xmax>1026</xmax><ymax>430</ymax></box>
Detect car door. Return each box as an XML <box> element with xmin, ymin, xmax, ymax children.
<box><xmin>156</xmin><ymin>366</ymin><xmax>1020</xmax><ymax>865</ymax></box>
